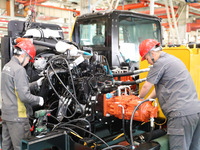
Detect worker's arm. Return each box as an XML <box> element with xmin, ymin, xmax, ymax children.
<box><xmin>15</xmin><ymin>67</ymin><xmax>40</xmax><ymax>106</ymax></box>
<box><xmin>138</xmin><ymin>81</ymin><xmax>154</xmax><ymax>99</ymax></box>
<box><xmin>147</xmin><ymin>88</ymin><xmax>156</xmax><ymax>99</ymax></box>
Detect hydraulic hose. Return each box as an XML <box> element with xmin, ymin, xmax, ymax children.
<box><xmin>113</xmin><ymin>71</ymin><xmax>137</xmax><ymax>77</ymax></box>
<box><xmin>130</xmin><ymin>99</ymin><xmax>150</xmax><ymax>149</ymax></box>
<box><xmin>114</xmin><ymin>78</ymin><xmax>147</xmax><ymax>85</ymax></box>
<box><xmin>133</xmin><ymin>129</ymin><xmax>167</xmax><ymax>142</ymax></box>
<box><xmin>33</xmin><ymin>40</ymin><xmax>56</xmax><ymax>48</ymax></box>
<box><xmin>112</xmin><ymin>68</ymin><xmax>150</xmax><ymax>77</ymax></box>
<box><xmin>118</xmin><ymin>105</ymin><xmax>130</xmax><ymax>144</ymax></box>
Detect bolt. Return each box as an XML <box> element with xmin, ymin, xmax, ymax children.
<box><xmin>106</xmin><ymin>113</ymin><xmax>110</xmax><ymax>117</ymax></box>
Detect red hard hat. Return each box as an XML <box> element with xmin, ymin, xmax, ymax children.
<box><xmin>15</xmin><ymin>40</ymin><xmax>36</xmax><ymax>63</ymax></box>
<box><xmin>139</xmin><ymin>39</ymin><xmax>160</xmax><ymax>61</ymax></box>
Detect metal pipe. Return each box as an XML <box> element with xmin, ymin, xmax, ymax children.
<box><xmin>118</xmin><ymin>86</ymin><xmax>131</xmax><ymax>96</ymax></box>
<box><xmin>190</xmin><ymin>6</ymin><xmax>200</xmax><ymax>13</ymax></box>
<box><xmin>114</xmin><ymin>78</ymin><xmax>147</xmax><ymax>85</ymax></box>
<box><xmin>150</xmin><ymin>0</ymin><xmax>155</xmax><ymax>15</ymax></box>
<box><xmin>36</xmin><ymin>4</ymin><xmax>80</xmax><ymax>14</ymax></box>
<box><xmin>169</xmin><ymin>0</ymin><xmax>181</xmax><ymax>44</ymax></box>
<box><xmin>112</xmin><ymin>68</ymin><xmax>150</xmax><ymax>77</ymax></box>
<box><xmin>114</xmin><ymin>0</ymin><xmax>120</xmax><ymax>9</ymax></box>
<box><xmin>176</xmin><ymin>5</ymin><xmax>186</xmax><ymax>22</ymax></box>
<box><xmin>110</xmin><ymin>0</ymin><xmax>114</xmax><ymax>10</ymax></box>
<box><xmin>165</xmin><ymin>0</ymin><xmax>175</xmax><ymax>44</ymax></box>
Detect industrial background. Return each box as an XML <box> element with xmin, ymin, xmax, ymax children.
<box><xmin>0</xmin><ymin>0</ymin><xmax>200</xmax><ymax>150</ymax></box>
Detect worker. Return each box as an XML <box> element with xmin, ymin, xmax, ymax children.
<box><xmin>138</xmin><ymin>39</ymin><xmax>200</xmax><ymax>150</ymax></box>
<box><xmin>92</xmin><ymin>25</ymin><xmax>105</xmax><ymax>45</ymax></box>
<box><xmin>1</xmin><ymin>40</ymin><xmax>44</xmax><ymax>150</ymax></box>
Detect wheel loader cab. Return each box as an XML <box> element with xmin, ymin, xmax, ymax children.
<box><xmin>72</xmin><ymin>10</ymin><xmax>162</xmax><ymax>69</ymax></box>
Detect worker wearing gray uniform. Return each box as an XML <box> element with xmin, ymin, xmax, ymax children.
<box><xmin>1</xmin><ymin>40</ymin><xmax>44</xmax><ymax>150</ymax></box>
<box><xmin>138</xmin><ymin>39</ymin><xmax>200</xmax><ymax>150</ymax></box>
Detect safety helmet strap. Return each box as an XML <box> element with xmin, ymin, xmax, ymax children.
<box><xmin>149</xmin><ymin>51</ymin><xmax>155</xmax><ymax>63</ymax></box>
<box><xmin>14</xmin><ymin>47</ymin><xmax>30</xmax><ymax>65</ymax></box>
<box><xmin>21</xmin><ymin>52</ymin><xmax>29</xmax><ymax>66</ymax></box>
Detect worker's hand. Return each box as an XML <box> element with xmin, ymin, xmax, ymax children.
<box><xmin>138</xmin><ymin>95</ymin><xmax>144</xmax><ymax>100</ymax></box>
<box><xmin>39</xmin><ymin>97</ymin><xmax>44</xmax><ymax>106</ymax></box>
<box><xmin>36</xmin><ymin>77</ymin><xmax>45</xmax><ymax>87</ymax></box>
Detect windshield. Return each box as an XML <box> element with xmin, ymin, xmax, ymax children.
<box><xmin>118</xmin><ymin>16</ymin><xmax>161</xmax><ymax>66</ymax></box>
<box><xmin>79</xmin><ymin>19</ymin><xmax>106</xmax><ymax>46</ymax></box>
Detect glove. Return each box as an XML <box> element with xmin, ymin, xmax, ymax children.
<box><xmin>36</xmin><ymin>77</ymin><xmax>45</xmax><ymax>87</ymax></box>
<box><xmin>39</xmin><ymin>97</ymin><xmax>44</xmax><ymax>106</ymax></box>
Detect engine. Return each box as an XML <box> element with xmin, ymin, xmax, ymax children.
<box><xmin>34</xmin><ymin>45</ymin><xmax>114</xmax><ymax>122</ymax></box>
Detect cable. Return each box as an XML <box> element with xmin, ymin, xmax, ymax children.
<box><xmin>102</xmin><ymin>145</ymin><xmax>128</xmax><ymax>150</ymax></box>
<box><xmin>61</xmin><ymin>124</ymin><xmax>110</xmax><ymax>148</ymax></box>
<box><xmin>62</xmin><ymin>102</ymin><xmax>78</xmax><ymax>119</ymax></box>
<box><xmin>112</xmin><ymin>133</ymin><xmax>124</xmax><ymax>141</ymax></box>
<box><xmin>70</xmin><ymin>131</ymin><xmax>84</xmax><ymax>139</ymax></box>
<box><xmin>68</xmin><ymin>128</ymin><xmax>96</xmax><ymax>148</ymax></box>
<box><xmin>48</xmin><ymin>100</ymin><xmax>59</xmax><ymax>110</ymax></box>
<box><xmin>141</xmin><ymin>121</ymin><xmax>149</xmax><ymax>126</ymax></box>
<box><xmin>58</xmin><ymin>56</ymin><xmax>77</xmax><ymax>98</ymax></box>
<box><xmin>63</xmin><ymin>118</ymin><xmax>91</xmax><ymax>132</ymax></box>
<box><xmin>50</xmin><ymin>36</ymin><xmax>58</xmax><ymax>42</ymax></box>
<box><xmin>58</xmin><ymin>126</ymin><xmax>80</xmax><ymax>138</ymax></box>
<box><xmin>154</xmin><ymin>118</ymin><xmax>167</xmax><ymax>126</ymax></box>
<box><xmin>130</xmin><ymin>99</ymin><xmax>150</xmax><ymax>148</ymax></box>
<box><xmin>48</xmin><ymin>114</ymin><xmax>61</xmax><ymax>123</ymax></box>
<box><xmin>46</xmin><ymin>65</ymin><xmax>61</xmax><ymax>98</ymax></box>
<box><xmin>52</xmin><ymin>122</ymin><xmax>62</xmax><ymax>131</ymax></box>
<box><xmin>118</xmin><ymin>105</ymin><xmax>130</xmax><ymax>144</ymax></box>
<box><xmin>49</xmin><ymin>56</ymin><xmax>77</xmax><ymax>101</ymax></box>
<box><xmin>47</xmin><ymin>56</ymin><xmax>83</xmax><ymax>115</ymax></box>
<box><xmin>46</xmin><ymin>71</ymin><xmax>77</xmax><ymax>120</ymax></box>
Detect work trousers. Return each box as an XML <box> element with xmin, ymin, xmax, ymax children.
<box><xmin>2</xmin><ymin>120</ymin><xmax>31</xmax><ymax>150</ymax></box>
<box><xmin>167</xmin><ymin>113</ymin><xmax>200</xmax><ymax>150</ymax></box>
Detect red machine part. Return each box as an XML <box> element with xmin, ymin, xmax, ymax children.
<box><xmin>104</xmin><ymin>93</ymin><xmax>158</xmax><ymax>122</ymax></box>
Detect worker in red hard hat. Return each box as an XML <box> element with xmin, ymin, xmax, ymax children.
<box><xmin>139</xmin><ymin>39</ymin><xmax>161</xmax><ymax>64</ymax></box>
<box><xmin>138</xmin><ymin>39</ymin><xmax>200</xmax><ymax>150</ymax></box>
<box><xmin>1</xmin><ymin>40</ymin><xmax>45</xmax><ymax>150</ymax></box>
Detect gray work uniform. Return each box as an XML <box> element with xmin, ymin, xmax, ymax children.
<box><xmin>147</xmin><ymin>52</ymin><xmax>200</xmax><ymax>150</ymax></box>
<box><xmin>1</xmin><ymin>56</ymin><xmax>41</xmax><ymax>150</ymax></box>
